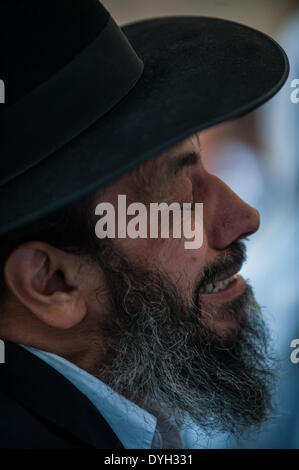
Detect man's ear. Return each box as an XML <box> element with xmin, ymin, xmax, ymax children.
<box><xmin>4</xmin><ymin>242</ymin><xmax>87</xmax><ymax>329</ymax></box>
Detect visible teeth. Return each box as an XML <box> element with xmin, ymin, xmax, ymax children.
<box><xmin>199</xmin><ymin>274</ymin><xmax>237</xmax><ymax>294</ymax></box>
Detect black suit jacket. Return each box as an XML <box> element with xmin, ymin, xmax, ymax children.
<box><xmin>0</xmin><ymin>341</ymin><xmax>124</xmax><ymax>449</ymax></box>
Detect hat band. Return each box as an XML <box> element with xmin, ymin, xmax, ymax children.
<box><xmin>0</xmin><ymin>17</ymin><xmax>144</xmax><ymax>186</ymax></box>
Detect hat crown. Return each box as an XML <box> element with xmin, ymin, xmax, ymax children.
<box><xmin>0</xmin><ymin>0</ymin><xmax>109</xmax><ymax>105</ymax></box>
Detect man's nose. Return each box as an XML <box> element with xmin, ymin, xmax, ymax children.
<box><xmin>202</xmin><ymin>173</ymin><xmax>260</xmax><ymax>250</ymax></box>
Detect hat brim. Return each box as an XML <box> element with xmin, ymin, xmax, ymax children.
<box><xmin>0</xmin><ymin>16</ymin><xmax>289</xmax><ymax>235</ymax></box>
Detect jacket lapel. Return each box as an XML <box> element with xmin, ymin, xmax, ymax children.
<box><xmin>0</xmin><ymin>341</ymin><xmax>124</xmax><ymax>448</ymax></box>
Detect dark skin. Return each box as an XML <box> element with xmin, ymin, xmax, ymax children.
<box><xmin>0</xmin><ymin>132</ymin><xmax>260</xmax><ymax>374</ymax></box>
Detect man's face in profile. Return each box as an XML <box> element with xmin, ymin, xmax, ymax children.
<box><xmin>84</xmin><ymin>132</ymin><xmax>273</xmax><ymax>435</ymax></box>
<box><xmin>97</xmin><ymin>132</ymin><xmax>259</xmax><ymax>335</ymax></box>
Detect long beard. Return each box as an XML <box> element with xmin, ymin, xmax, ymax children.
<box><xmin>93</xmin><ymin>242</ymin><xmax>275</xmax><ymax>437</ymax></box>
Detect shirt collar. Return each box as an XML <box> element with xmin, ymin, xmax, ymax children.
<box><xmin>20</xmin><ymin>344</ymin><xmax>157</xmax><ymax>449</ymax></box>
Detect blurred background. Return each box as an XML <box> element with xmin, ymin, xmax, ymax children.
<box><xmin>102</xmin><ymin>0</ymin><xmax>296</xmax><ymax>34</ymax></box>
<box><xmin>102</xmin><ymin>1</ymin><xmax>299</xmax><ymax>449</ymax></box>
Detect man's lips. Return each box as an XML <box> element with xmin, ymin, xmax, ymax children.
<box><xmin>195</xmin><ymin>256</ymin><xmax>246</xmax><ymax>302</ymax></box>
<box><xmin>197</xmin><ymin>258</ymin><xmax>243</xmax><ymax>292</ymax></box>
<box><xmin>199</xmin><ymin>273</ymin><xmax>238</xmax><ymax>294</ymax></box>
<box><xmin>198</xmin><ymin>274</ymin><xmax>246</xmax><ymax>303</ymax></box>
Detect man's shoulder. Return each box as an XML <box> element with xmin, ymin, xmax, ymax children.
<box><xmin>0</xmin><ymin>388</ymin><xmax>84</xmax><ymax>449</ymax></box>
<box><xmin>0</xmin><ymin>341</ymin><xmax>123</xmax><ymax>449</ymax></box>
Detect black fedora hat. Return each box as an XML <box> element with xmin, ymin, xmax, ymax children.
<box><xmin>0</xmin><ymin>0</ymin><xmax>288</xmax><ymax>236</ymax></box>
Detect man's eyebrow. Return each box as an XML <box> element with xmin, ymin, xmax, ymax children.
<box><xmin>167</xmin><ymin>151</ymin><xmax>200</xmax><ymax>175</ymax></box>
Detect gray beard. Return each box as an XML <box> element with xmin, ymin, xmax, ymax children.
<box><xmin>92</xmin><ymin>242</ymin><xmax>275</xmax><ymax>438</ymax></box>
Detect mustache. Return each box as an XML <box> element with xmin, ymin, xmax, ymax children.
<box><xmin>195</xmin><ymin>241</ymin><xmax>247</xmax><ymax>297</ymax></box>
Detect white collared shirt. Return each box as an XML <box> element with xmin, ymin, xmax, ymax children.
<box><xmin>20</xmin><ymin>345</ymin><xmax>185</xmax><ymax>449</ymax></box>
